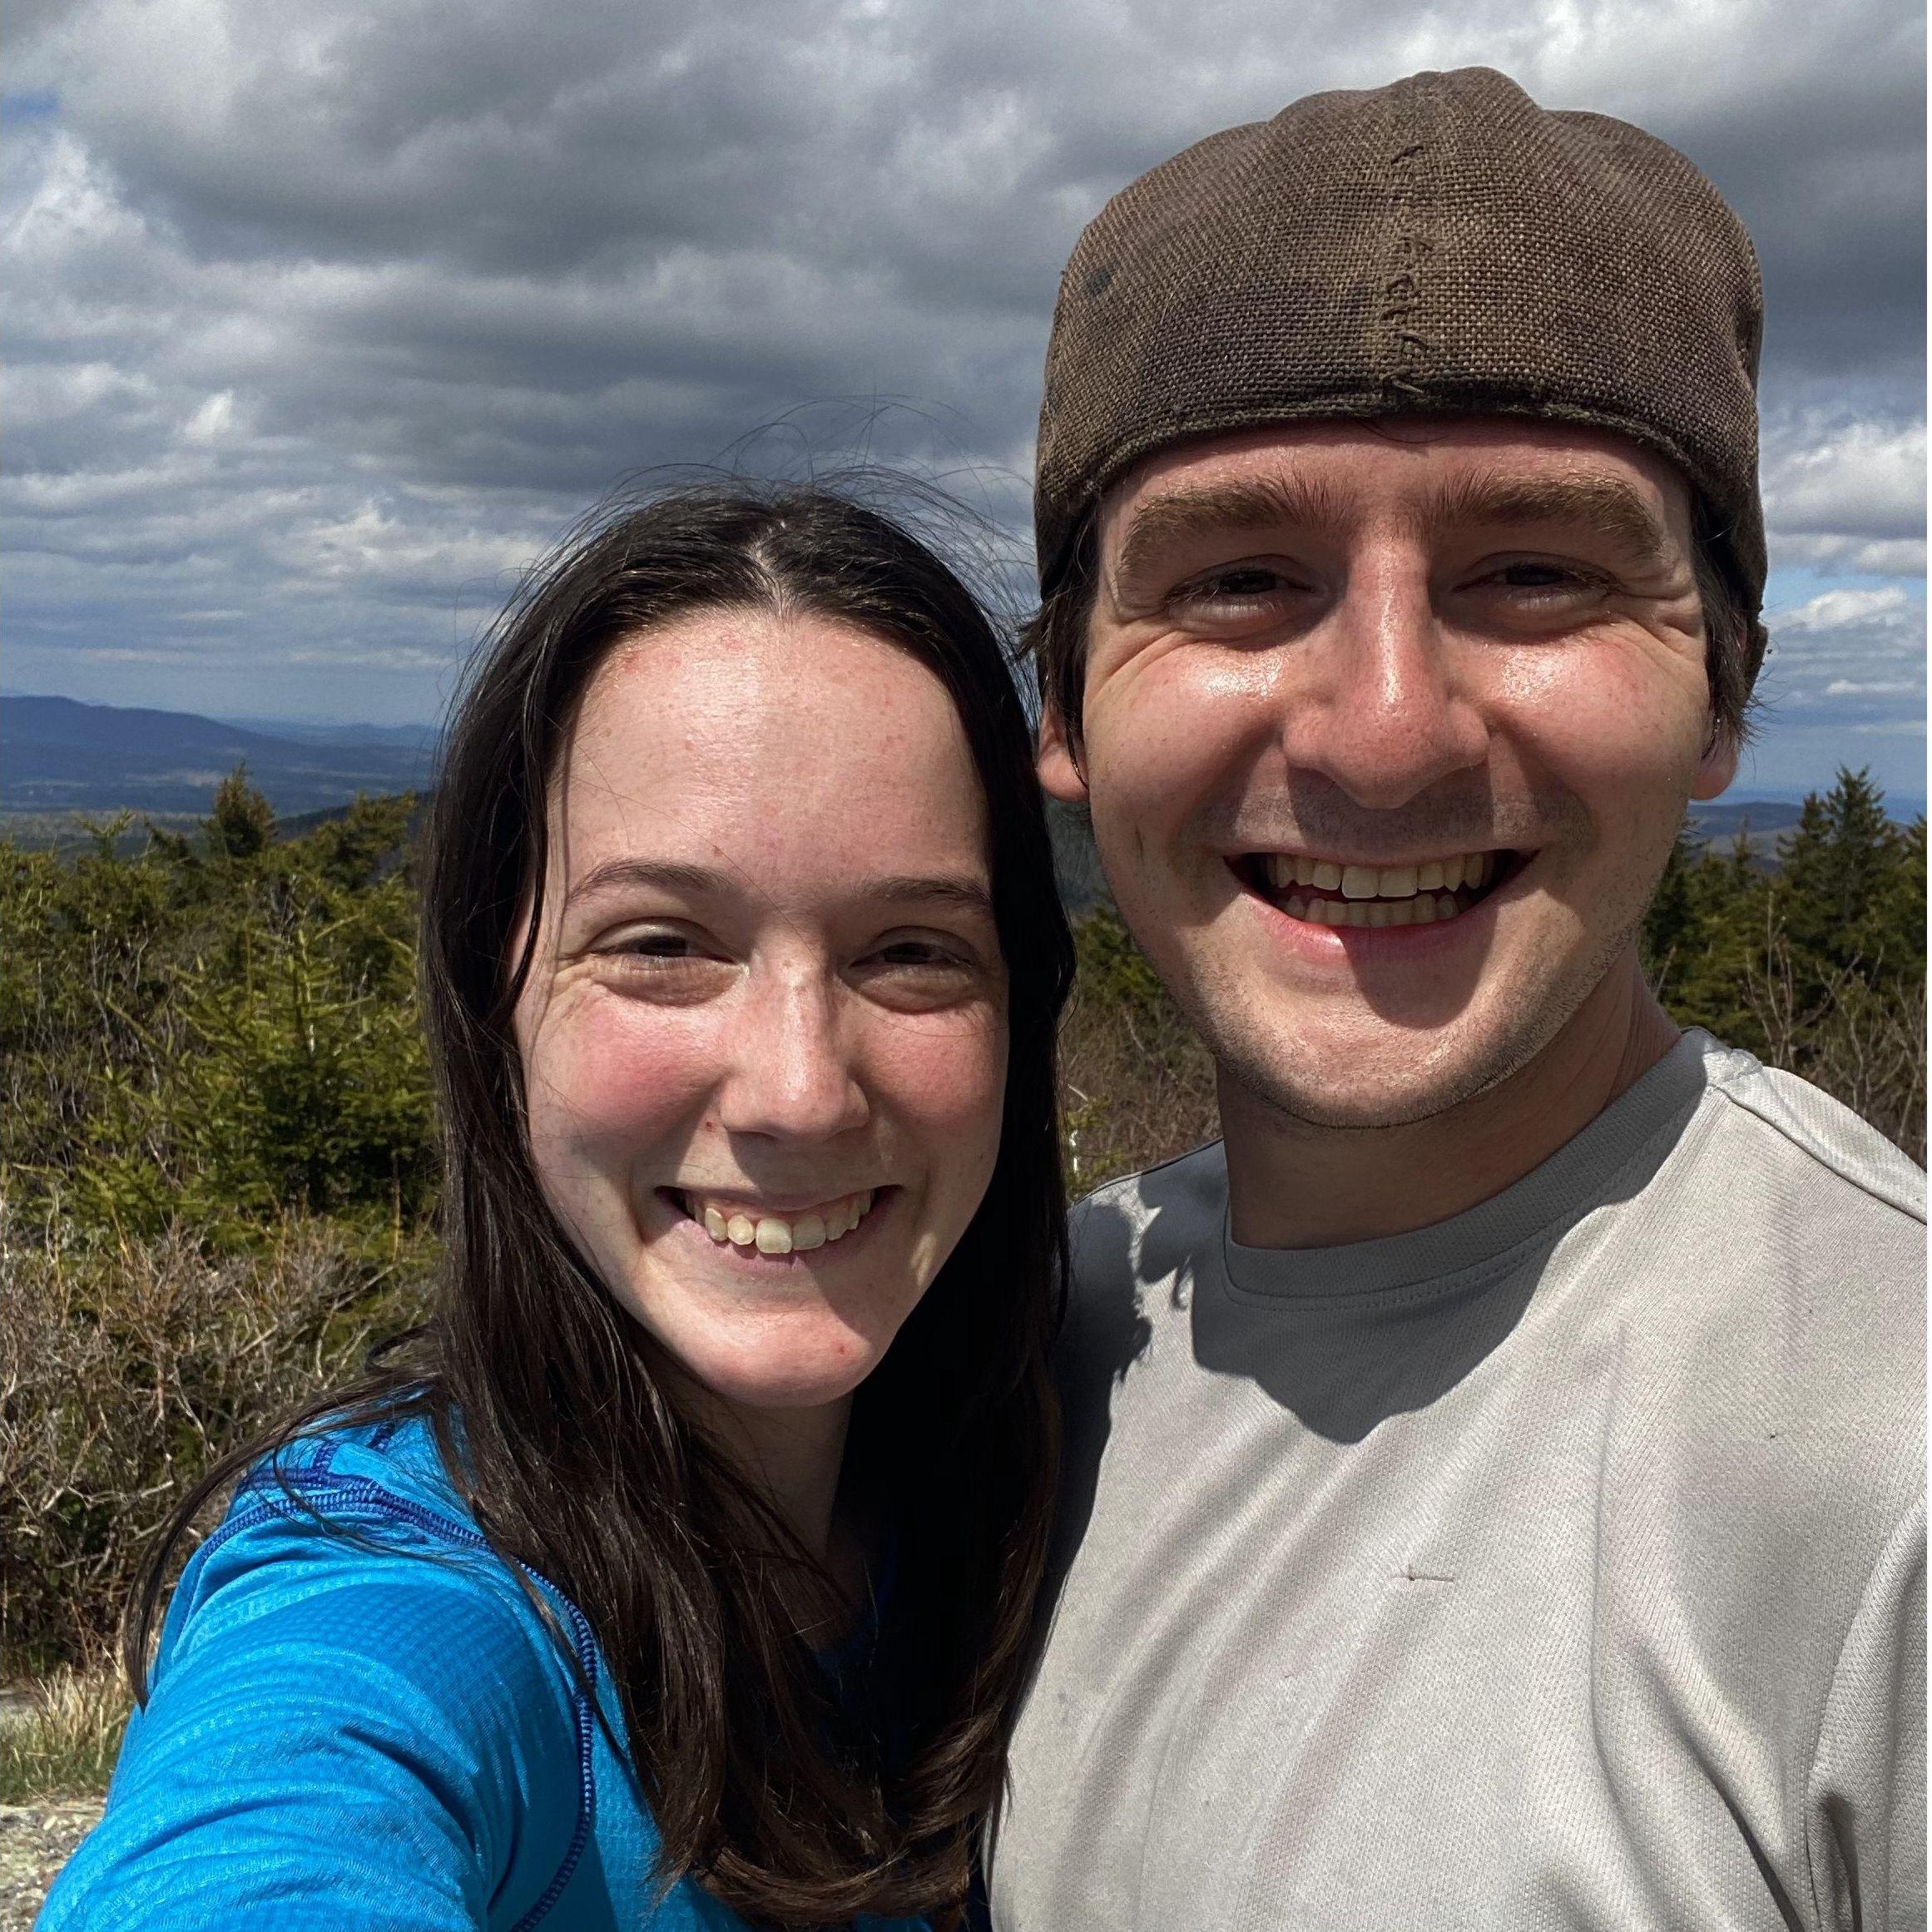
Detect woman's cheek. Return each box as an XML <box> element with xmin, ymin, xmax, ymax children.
<box><xmin>880</xmin><ymin>1019</ymin><xmax>1003</xmax><ymax>1293</ymax></box>
<box><xmin>524</xmin><ymin>998</ymin><xmax>717</xmax><ymax>1204</ymax></box>
<box><xmin>880</xmin><ymin>998</ymin><xmax>1006</xmax><ymax>1122</ymax></box>
<box><xmin>882</xmin><ymin>1008</ymin><xmax>1008</xmax><ymax>1201</ymax></box>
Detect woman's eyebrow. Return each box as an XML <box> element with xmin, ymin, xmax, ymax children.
<box><xmin>562</xmin><ymin>859</ymin><xmax>993</xmax><ymax>916</ymax></box>
<box><xmin>562</xmin><ymin>858</ymin><xmax>726</xmax><ymax>908</ymax></box>
<box><xmin>867</xmin><ymin>874</ymin><xmax>996</xmax><ymax>916</ymax></box>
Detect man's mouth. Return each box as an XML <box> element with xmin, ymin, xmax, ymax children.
<box><xmin>1237</xmin><ymin>848</ymin><xmax>1521</xmax><ymax>927</ymax></box>
<box><xmin>668</xmin><ymin>1187</ymin><xmax>881</xmax><ymax>1256</ymax></box>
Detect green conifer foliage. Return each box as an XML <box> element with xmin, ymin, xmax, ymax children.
<box><xmin>2</xmin><ymin>786</ymin><xmax>435</xmax><ymax>1247</ymax></box>
<box><xmin>1641</xmin><ymin>768</ymin><xmax>1925</xmax><ymax>1161</ymax></box>
<box><xmin>206</xmin><ymin>764</ymin><xmax>277</xmax><ymax>860</ymax></box>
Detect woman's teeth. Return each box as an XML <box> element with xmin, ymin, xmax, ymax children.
<box><xmin>695</xmin><ymin>1191</ymin><xmax>875</xmax><ymax>1255</ymax></box>
<box><xmin>1256</xmin><ymin>850</ymin><xmax>1503</xmax><ymax>928</ymax></box>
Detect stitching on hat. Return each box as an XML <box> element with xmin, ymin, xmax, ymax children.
<box><xmin>1382</xmin><ymin>135</ymin><xmax>1433</xmax><ymax>400</ymax></box>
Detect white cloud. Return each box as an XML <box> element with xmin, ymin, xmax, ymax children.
<box><xmin>182</xmin><ymin>390</ymin><xmax>237</xmax><ymax>443</ymax></box>
<box><xmin>1763</xmin><ymin>415</ymin><xmax>1925</xmax><ymax>577</ymax></box>
<box><xmin>1759</xmin><ymin>579</ymin><xmax>1926</xmax><ymax>734</ymax></box>
<box><xmin>1780</xmin><ymin>586</ymin><xmax>1920</xmax><ymax>632</ymax></box>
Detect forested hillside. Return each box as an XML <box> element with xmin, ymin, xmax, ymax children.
<box><xmin>2</xmin><ymin>767</ymin><xmax>1923</xmax><ymax>1682</ymax></box>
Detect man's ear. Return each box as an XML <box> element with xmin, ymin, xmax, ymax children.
<box><xmin>1690</xmin><ymin>725</ymin><xmax>1740</xmax><ymax>801</ymax></box>
<box><xmin>1037</xmin><ymin>701</ymin><xmax>1089</xmax><ymax>804</ymax></box>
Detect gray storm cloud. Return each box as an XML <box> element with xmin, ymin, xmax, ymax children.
<box><xmin>2</xmin><ymin>0</ymin><xmax>1923</xmax><ymax>755</ymax></box>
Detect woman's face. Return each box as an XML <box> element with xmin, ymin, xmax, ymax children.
<box><xmin>513</xmin><ymin>607</ymin><xmax>1008</xmax><ymax>1424</ymax></box>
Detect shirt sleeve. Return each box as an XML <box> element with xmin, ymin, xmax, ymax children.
<box><xmin>39</xmin><ymin>1503</ymin><xmax>587</xmax><ymax>1932</ymax></box>
<box><xmin>1806</xmin><ymin>1495</ymin><xmax>1927</xmax><ymax>1932</ymax></box>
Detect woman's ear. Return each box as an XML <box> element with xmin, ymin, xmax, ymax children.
<box><xmin>1037</xmin><ymin>702</ymin><xmax>1089</xmax><ymax>805</ymax></box>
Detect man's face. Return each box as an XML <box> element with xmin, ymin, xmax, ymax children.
<box><xmin>1039</xmin><ymin>416</ymin><xmax>1738</xmax><ymax>1130</ymax></box>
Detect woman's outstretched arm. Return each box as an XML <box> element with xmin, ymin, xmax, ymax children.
<box><xmin>40</xmin><ymin>1496</ymin><xmax>588</xmax><ymax>1932</ymax></box>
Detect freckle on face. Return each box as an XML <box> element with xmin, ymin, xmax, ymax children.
<box><xmin>514</xmin><ymin>607</ymin><xmax>1009</xmax><ymax>1418</ymax></box>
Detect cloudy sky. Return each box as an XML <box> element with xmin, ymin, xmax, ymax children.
<box><xmin>5</xmin><ymin>0</ymin><xmax>1925</xmax><ymax>797</ymax></box>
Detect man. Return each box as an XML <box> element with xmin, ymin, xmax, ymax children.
<box><xmin>990</xmin><ymin>68</ymin><xmax>1924</xmax><ymax>1931</ymax></box>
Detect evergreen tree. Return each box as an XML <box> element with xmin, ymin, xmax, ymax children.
<box><xmin>1640</xmin><ymin>825</ymin><xmax>1702</xmax><ymax>1002</ymax></box>
<box><xmin>206</xmin><ymin>763</ymin><xmax>276</xmax><ymax>860</ymax></box>
<box><xmin>1776</xmin><ymin>766</ymin><xmax>1902</xmax><ymax>981</ymax></box>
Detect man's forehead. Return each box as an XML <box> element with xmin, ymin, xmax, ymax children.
<box><xmin>1099</xmin><ymin>415</ymin><xmax>1693</xmax><ymax>558</ymax></box>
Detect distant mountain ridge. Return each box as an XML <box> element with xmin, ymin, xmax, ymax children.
<box><xmin>215</xmin><ymin>716</ymin><xmax>442</xmax><ymax>752</ymax></box>
<box><xmin>1</xmin><ymin>694</ymin><xmax>439</xmax><ymax>816</ymax></box>
<box><xmin>2</xmin><ymin>693</ymin><xmax>1915</xmax><ymax>861</ymax></box>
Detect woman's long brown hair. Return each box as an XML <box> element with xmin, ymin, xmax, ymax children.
<box><xmin>128</xmin><ymin>481</ymin><xmax>1074</xmax><ymax>1926</ymax></box>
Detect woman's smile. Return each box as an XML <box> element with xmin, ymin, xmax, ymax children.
<box><xmin>657</xmin><ymin>1184</ymin><xmax>890</xmax><ymax>1261</ymax></box>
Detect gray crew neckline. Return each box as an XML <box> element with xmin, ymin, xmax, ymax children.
<box><xmin>1220</xmin><ymin>1030</ymin><xmax>1717</xmax><ymax>1301</ymax></box>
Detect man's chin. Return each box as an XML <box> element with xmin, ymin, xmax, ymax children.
<box><xmin>1212</xmin><ymin>1024</ymin><xmax>1543</xmax><ymax>1134</ymax></box>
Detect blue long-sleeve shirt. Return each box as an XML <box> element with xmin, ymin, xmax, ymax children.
<box><xmin>42</xmin><ymin>1416</ymin><xmax>928</xmax><ymax>1931</ymax></box>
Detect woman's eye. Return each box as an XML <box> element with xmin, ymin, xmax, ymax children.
<box><xmin>597</xmin><ymin>926</ymin><xmax>723</xmax><ymax>971</ymax></box>
<box><xmin>854</xmin><ymin>935</ymin><xmax>987</xmax><ymax>1013</ymax></box>
<box><xmin>868</xmin><ymin>939</ymin><xmax>961</xmax><ymax>969</ymax></box>
<box><xmin>590</xmin><ymin>925</ymin><xmax>733</xmax><ymax>1002</ymax></box>
<box><xmin>857</xmin><ymin>932</ymin><xmax>988</xmax><ymax>986</ymax></box>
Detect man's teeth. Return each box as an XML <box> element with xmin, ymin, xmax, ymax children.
<box><xmin>1285</xmin><ymin>893</ymin><xmax>1459</xmax><ymax>928</ymax></box>
<box><xmin>696</xmin><ymin>1191</ymin><xmax>875</xmax><ymax>1254</ymax></box>
<box><xmin>1264</xmin><ymin>850</ymin><xmax>1493</xmax><ymax>896</ymax></box>
<box><xmin>1259</xmin><ymin>850</ymin><xmax>1499</xmax><ymax>928</ymax></box>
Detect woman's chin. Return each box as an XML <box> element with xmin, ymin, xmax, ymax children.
<box><xmin>679</xmin><ymin>1336</ymin><xmax>884</xmax><ymax>1417</ymax></box>
<box><xmin>614</xmin><ymin>1245</ymin><xmax>920</xmax><ymax>1418</ymax></box>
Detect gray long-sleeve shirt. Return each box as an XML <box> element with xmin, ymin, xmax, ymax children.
<box><xmin>991</xmin><ymin>1033</ymin><xmax>1925</xmax><ymax>1930</ymax></box>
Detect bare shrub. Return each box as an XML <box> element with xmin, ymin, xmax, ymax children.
<box><xmin>1058</xmin><ymin>910</ymin><xmax>1219</xmax><ymax>1195</ymax></box>
<box><xmin>1742</xmin><ymin>914</ymin><xmax>1927</xmax><ymax>1164</ymax></box>
<box><xmin>0</xmin><ymin>1205</ymin><xmax>432</xmax><ymax>1672</ymax></box>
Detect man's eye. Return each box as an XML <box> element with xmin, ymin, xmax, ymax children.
<box><xmin>1484</xmin><ymin>560</ymin><xmax>1608</xmax><ymax>597</ymax></box>
<box><xmin>1158</xmin><ymin>562</ymin><xmax>1316</xmax><ymax>632</ymax></box>
<box><xmin>1177</xmin><ymin>564</ymin><xmax>1298</xmax><ymax>605</ymax></box>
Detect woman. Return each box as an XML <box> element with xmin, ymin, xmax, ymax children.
<box><xmin>44</xmin><ymin>483</ymin><xmax>1074</xmax><ymax>1930</ymax></box>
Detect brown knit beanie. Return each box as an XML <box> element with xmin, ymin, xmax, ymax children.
<box><xmin>1035</xmin><ymin>67</ymin><xmax>1768</xmax><ymax>685</ymax></box>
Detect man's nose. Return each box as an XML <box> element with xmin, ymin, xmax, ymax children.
<box><xmin>1275</xmin><ymin>550</ymin><xmax>1489</xmax><ymax>810</ymax></box>
<box><xmin>714</xmin><ymin>969</ymin><xmax>869</xmax><ymax>1144</ymax></box>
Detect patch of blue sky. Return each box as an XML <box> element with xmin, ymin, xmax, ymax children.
<box><xmin>1</xmin><ymin>91</ymin><xmax>59</xmax><ymax>121</ymax></box>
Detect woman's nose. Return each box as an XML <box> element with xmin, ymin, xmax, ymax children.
<box><xmin>713</xmin><ymin>971</ymin><xmax>869</xmax><ymax>1144</ymax></box>
<box><xmin>1276</xmin><ymin>553</ymin><xmax>1490</xmax><ymax>810</ymax></box>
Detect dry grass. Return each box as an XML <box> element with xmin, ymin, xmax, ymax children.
<box><xmin>0</xmin><ymin>1663</ymin><xmax>132</xmax><ymax>1802</ymax></box>
<box><xmin>0</xmin><ymin>1209</ymin><xmax>432</xmax><ymax>1673</ymax></box>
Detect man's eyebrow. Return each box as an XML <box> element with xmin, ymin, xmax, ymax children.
<box><xmin>1110</xmin><ymin>476</ymin><xmax>1350</xmax><ymax>590</ymax></box>
<box><xmin>562</xmin><ymin>858</ymin><xmax>993</xmax><ymax>916</ymax></box>
<box><xmin>1425</xmin><ymin>470</ymin><xmax>1675</xmax><ymax>564</ymax></box>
